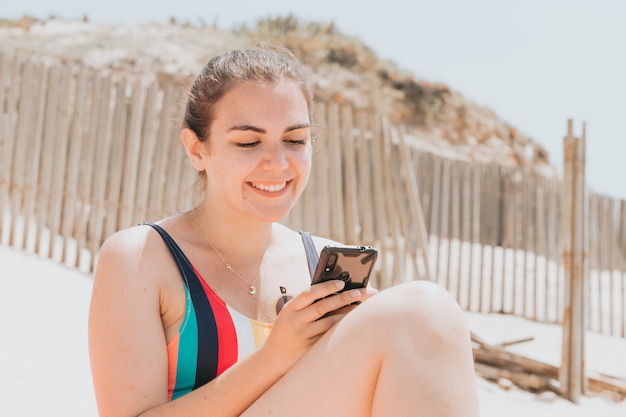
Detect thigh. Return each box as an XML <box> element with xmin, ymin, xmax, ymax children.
<box><xmin>242</xmin><ymin>290</ymin><xmax>392</xmax><ymax>417</ymax></box>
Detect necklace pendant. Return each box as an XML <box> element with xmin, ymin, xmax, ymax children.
<box><xmin>249</xmin><ymin>285</ymin><xmax>257</xmax><ymax>295</ymax></box>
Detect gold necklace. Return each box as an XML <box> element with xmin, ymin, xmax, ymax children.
<box><xmin>192</xmin><ymin>208</ymin><xmax>260</xmax><ymax>295</ymax></box>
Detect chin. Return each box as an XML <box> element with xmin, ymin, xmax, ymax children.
<box><xmin>252</xmin><ymin>205</ymin><xmax>296</xmax><ymax>224</ymax></box>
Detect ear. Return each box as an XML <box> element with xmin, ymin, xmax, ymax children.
<box><xmin>181</xmin><ymin>128</ymin><xmax>206</xmax><ymax>171</ymax></box>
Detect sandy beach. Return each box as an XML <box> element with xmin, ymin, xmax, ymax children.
<box><xmin>1</xmin><ymin>244</ymin><xmax>625</xmax><ymax>416</ymax></box>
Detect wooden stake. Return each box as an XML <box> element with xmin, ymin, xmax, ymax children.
<box><xmin>560</xmin><ymin>118</ymin><xmax>586</xmax><ymax>403</ymax></box>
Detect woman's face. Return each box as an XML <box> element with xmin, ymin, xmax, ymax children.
<box><xmin>200</xmin><ymin>79</ymin><xmax>312</xmax><ymax>223</ymax></box>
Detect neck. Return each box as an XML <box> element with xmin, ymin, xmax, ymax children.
<box><xmin>191</xmin><ymin>203</ymin><xmax>274</xmax><ymax>264</ymax></box>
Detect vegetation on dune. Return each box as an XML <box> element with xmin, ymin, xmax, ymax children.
<box><xmin>0</xmin><ymin>14</ymin><xmax>554</xmax><ymax>172</ymax></box>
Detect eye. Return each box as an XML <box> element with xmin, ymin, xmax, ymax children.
<box><xmin>236</xmin><ymin>141</ymin><xmax>261</xmax><ymax>148</ymax></box>
<box><xmin>284</xmin><ymin>139</ymin><xmax>307</xmax><ymax>146</ymax></box>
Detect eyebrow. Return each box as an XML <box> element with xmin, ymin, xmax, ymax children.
<box><xmin>226</xmin><ymin>123</ymin><xmax>310</xmax><ymax>134</ymax></box>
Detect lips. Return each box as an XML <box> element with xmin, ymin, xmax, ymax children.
<box><xmin>249</xmin><ymin>181</ymin><xmax>290</xmax><ymax>193</ymax></box>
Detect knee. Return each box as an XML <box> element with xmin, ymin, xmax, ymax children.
<box><xmin>358</xmin><ymin>281</ymin><xmax>471</xmax><ymax>358</ymax></box>
<box><xmin>370</xmin><ymin>280</ymin><xmax>465</xmax><ymax>323</ymax></box>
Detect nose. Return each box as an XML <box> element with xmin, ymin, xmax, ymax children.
<box><xmin>263</xmin><ymin>144</ymin><xmax>288</xmax><ymax>170</ymax></box>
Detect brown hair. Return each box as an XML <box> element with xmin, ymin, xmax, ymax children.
<box><xmin>183</xmin><ymin>44</ymin><xmax>314</xmax><ymax>142</ymax></box>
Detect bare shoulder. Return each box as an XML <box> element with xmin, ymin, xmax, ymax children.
<box><xmin>93</xmin><ymin>222</ymin><xmax>174</xmax><ymax>290</ymax></box>
<box><xmin>97</xmin><ymin>224</ymin><xmax>152</xmax><ymax>260</ymax></box>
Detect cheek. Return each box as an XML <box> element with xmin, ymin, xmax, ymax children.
<box><xmin>294</xmin><ymin>152</ymin><xmax>312</xmax><ymax>178</ymax></box>
<box><xmin>206</xmin><ymin>160</ymin><xmax>238</xmax><ymax>192</ymax></box>
<box><xmin>213</xmin><ymin>154</ymin><xmax>252</xmax><ymax>178</ymax></box>
<box><xmin>299</xmin><ymin>147</ymin><xmax>313</xmax><ymax>169</ymax></box>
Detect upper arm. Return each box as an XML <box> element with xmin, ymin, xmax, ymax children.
<box><xmin>88</xmin><ymin>228</ymin><xmax>170</xmax><ymax>417</ymax></box>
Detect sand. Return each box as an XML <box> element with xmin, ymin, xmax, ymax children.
<box><xmin>1</xmin><ymin>244</ymin><xmax>625</xmax><ymax>416</ymax></box>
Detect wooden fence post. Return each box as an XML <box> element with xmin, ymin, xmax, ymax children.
<box><xmin>560</xmin><ymin>119</ymin><xmax>587</xmax><ymax>403</ymax></box>
<box><xmin>398</xmin><ymin>125</ymin><xmax>432</xmax><ymax>281</ymax></box>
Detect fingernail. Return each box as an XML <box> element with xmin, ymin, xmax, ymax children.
<box><xmin>349</xmin><ymin>289</ymin><xmax>361</xmax><ymax>298</ymax></box>
<box><xmin>335</xmin><ymin>280</ymin><xmax>345</xmax><ymax>289</ymax></box>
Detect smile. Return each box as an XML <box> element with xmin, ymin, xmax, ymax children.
<box><xmin>250</xmin><ymin>181</ymin><xmax>289</xmax><ymax>193</ymax></box>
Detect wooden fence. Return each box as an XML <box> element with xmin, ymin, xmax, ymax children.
<box><xmin>415</xmin><ymin>150</ymin><xmax>626</xmax><ymax>337</ymax></box>
<box><xmin>1</xmin><ymin>52</ymin><xmax>625</xmax><ymax>339</ymax></box>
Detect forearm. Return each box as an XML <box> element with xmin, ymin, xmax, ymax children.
<box><xmin>138</xmin><ymin>343</ymin><xmax>288</xmax><ymax>417</ymax></box>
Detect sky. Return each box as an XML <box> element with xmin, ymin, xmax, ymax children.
<box><xmin>4</xmin><ymin>0</ymin><xmax>626</xmax><ymax>199</ymax></box>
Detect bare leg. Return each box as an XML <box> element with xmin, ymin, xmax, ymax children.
<box><xmin>242</xmin><ymin>281</ymin><xmax>479</xmax><ymax>417</ymax></box>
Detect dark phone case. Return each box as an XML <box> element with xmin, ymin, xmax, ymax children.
<box><xmin>311</xmin><ymin>245</ymin><xmax>378</xmax><ymax>290</ymax></box>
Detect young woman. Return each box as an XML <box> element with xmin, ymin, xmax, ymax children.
<box><xmin>88</xmin><ymin>45</ymin><xmax>479</xmax><ymax>417</ymax></box>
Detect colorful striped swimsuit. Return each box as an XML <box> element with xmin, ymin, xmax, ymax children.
<box><xmin>143</xmin><ymin>223</ymin><xmax>273</xmax><ymax>401</ymax></box>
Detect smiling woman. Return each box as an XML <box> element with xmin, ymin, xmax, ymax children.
<box><xmin>183</xmin><ymin>77</ymin><xmax>313</xmax><ymax>223</ymax></box>
<box><xmin>87</xmin><ymin>44</ymin><xmax>480</xmax><ymax>417</ymax></box>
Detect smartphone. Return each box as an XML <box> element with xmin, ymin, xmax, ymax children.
<box><xmin>311</xmin><ymin>245</ymin><xmax>378</xmax><ymax>291</ymax></box>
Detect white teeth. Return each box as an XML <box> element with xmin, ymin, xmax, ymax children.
<box><xmin>252</xmin><ymin>182</ymin><xmax>287</xmax><ymax>192</ymax></box>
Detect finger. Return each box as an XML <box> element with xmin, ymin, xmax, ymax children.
<box><xmin>306</xmin><ymin>288</ymin><xmax>362</xmax><ymax>321</ymax></box>
<box><xmin>302</xmin><ymin>311</ymin><xmax>348</xmax><ymax>339</ymax></box>
<box><xmin>364</xmin><ymin>287</ymin><xmax>378</xmax><ymax>297</ymax></box>
<box><xmin>323</xmin><ymin>303</ymin><xmax>358</xmax><ymax>317</ymax></box>
<box><xmin>359</xmin><ymin>287</ymin><xmax>378</xmax><ymax>302</ymax></box>
<box><xmin>289</xmin><ymin>280</ymin><xmax>346</xmax><ymax>311</ymax></box>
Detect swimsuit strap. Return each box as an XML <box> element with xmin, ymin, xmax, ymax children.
<box><xmin>140</xmin><ymin>222</ymin><xmax>195</xmax><ymax>290</ymax></box>
<box><xmin>144</xmin><ymin>222</ymin><xmax>319</xmax><ymax>284</ymax></box>
<box><xmin>141</xmin><ymin>221</ymin><xmax>225</xmax><ymax>388</ymax></box>
<box><xmin>299</xmin><ymin>231</ymin><xmax>319</xmax><ymax>280</ymax></box>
